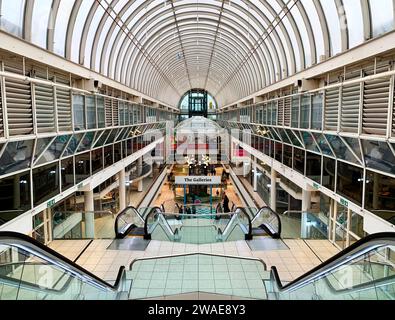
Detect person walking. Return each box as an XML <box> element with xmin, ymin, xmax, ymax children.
<box><xmin>222</xmin><ymin>192</ymin><xmax>230</xmax><ymax>213</ymax></box>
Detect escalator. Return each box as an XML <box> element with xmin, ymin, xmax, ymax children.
<box><xmin>217</xmin><ymin>206</ymin><xmax>282</xmax><ymax>241</ymax></box>
<box><xmin>217</xmin><ymin>207</ymin><xmax>253</xmax><ymax>241</ymax></box>
<box><xmin>144</xmin><ymin>207</ymin><xmax>180</xmax><ymax>241</ymax></box>
<box><xmin>0</xmin><ymin>232</ymin><xmax>129</xmax><ymax>300</ymax></box>
<box><xmin>250</xmin><ymin>207</ymin><xmax>282</xmax><ymax>239</ymax></box>
<box><xmin>114</xmin><ymin>206</ymin><xmax>146</xmax><ymax>239</ymax></box>
<box><xmin>267</xmin><ymin>232</ymin><xmax>395</xmax><ymax>300</ymax></box>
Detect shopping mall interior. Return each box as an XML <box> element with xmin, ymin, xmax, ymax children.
<box><xmin>0</xmin><ymin>0</ymin><xmax>394</xmax><ymax>301</ymax></box>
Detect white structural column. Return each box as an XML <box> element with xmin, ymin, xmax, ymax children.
<box><xmin>118</xmin><ymin>168</ymin><xmax>126</xmax><ymax>211</ymax></box>
<box><xmin>253</xmin><ymin>161</ymin><xmax>258</xmax><ymax>192</ymax></box>
<box><xmin>84</xmin><ymin>190</ymin><xmax>95</xmax><ymax>239</ymax></box>
<box><xmin>270</xmin><ymin>168</ymin><xmax>277</xmax><ymax>211</ymax></box>
<box><xmin>302</xmin><ymin>189</ymin><xmax>312</xmax><ymax>212</ymax></box>
<box><xmin>137</xmin><ymin>157</ymin><xmax>143</xmax><ymax>192</ymax></box>
<box><xmin>301</xmin><ymin>189</ymin><xmax>312</xmax><ymax>238</ymax></box>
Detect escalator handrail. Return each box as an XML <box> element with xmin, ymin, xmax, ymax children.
<box><xmin>0</xmin><ymin>231</ymin><xmax>126</xmax><ymax>292</ymax></box>
<box><xmin>114</xmin><ymin>206</ymin><xmax>144</xmax><ymax>238</ymax></box>
<box><xmin>270</xmin><ymin>232</ymin><xmax>395</xmax><ymax>294</ymax></box>
<box><xmin>143</xmin><ymin>206</ymin><xmax>166</xmax><ymax>237</ymax></box>
<box><xmin>234</xmin><ymin>207</ymin><xmax>253</xmax><ymax>240</ymax></box>
<box><xmin>252</xmin><ymin>206</ymin><xmax>282</xmax><ymax>239</ymax></box>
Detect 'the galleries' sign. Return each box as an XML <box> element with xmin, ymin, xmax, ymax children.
<box><xmin>175</xmin><ymin>176</ymin><xmax>221</xmax><ymax>185</ymax></box>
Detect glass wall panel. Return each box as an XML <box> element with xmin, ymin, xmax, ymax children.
<box><xmin>306</xmin><ymin>151</ymin><xmax>321</xmax><ymax>183</ymax></box>
<box><xmin>114</xmin><ymin>142</ymin><xmax>122</xmax><ymax>163</ymax></box>
<box><xmin>301</xmin><ymin>132</ymin><xmax>320</xmax><ymax>153</ymax></box>
<box><xmin>369</xmin><ymin>0</ymin><xmax>394</xmax><ymax>37</ymax></box>
<box><xmin>283</xmin><ymin>145</ymin><xmax>293</xmax><ymax>168</ymax></box>
<box><xmin>325</xmin><ymin>134</ymin><xmax>360</xmax><ymax>164</ymax></box>
<box><xmin>36</xmin><ymin>135</ymin><xmax>71</xmax><ymax>166</ymax></box>
<box><xmin>86</xmin><ymin>96</ymin><xmax>96</xmax><ymax>129</ymax></box>
<box><xmin>336</xmin><ymin>161</ymin><xmax>363</xmax><ymax>206</ymax></box>
<box><xmin>350</xmin><ymin>212</ymin><xmax>364</xmax><ymax>238</ymax></box>
<box><xmin>322</xmin><ymin>156</ymin><xmax>336</xmax><ymax>191</ymax></box>
<box><xmin>94</xmin><ymin>129</ymin><xmax>111</xmax><ymax>148</ymax></box>
<box><xmin>311</xmin><ymin>94</ymin><xmax>323</xmax><ymax>130</ymax></box>
<box><xmin>0</xmin><ymin>171</ymin><xmax>31</xmax><ymax>223</ymax></box>
<box><xmin>363</xmin><ymin>140</ymin><xmax>395</xmax><ymax>175</ymax></box>
<box><xmin>73</xmin><ymin>95</ymin><xmax>85</xmax><ymax>131</ymax></box>
<box><xmin>61</xmin><ymin>157</ymin><xmax>74</xmax><ymax>192</ymax></box>
<box><xmin>293</xmin><ymin>148</ymin><xmax>305</xmax><ymax>175</ymax></box>
<box><xmin>286</xmin><ymin>129</ymin><xmax>303</xmax><ymax>148</ymax></box>
<box><xmin>365</xmin><ymin>170</ymin><xmax>395</xmax><ymax>223</ymax></box>
<box><xmin>33</xmin><ymin>138</ymin><xmax>53</xmax><ymax>163</ymax></box>
<box><xmin>97</xmin><ymin>96</ymin><xmax>105</xmax><ymax>128</ymax></box>
<box><xmin>312</xmin><ymin>133</ymin><xmax>334</xmax><ymax>157</ymax></box>
<box><xmin>104</xmin><ymin>145</ymin><xmax>114</xmax><ymax>167</ymax></box>
<box><xmin>0</xmin><ymin>140</ymin><xmax>34</xmax><ymax>176</ymax></box>
<box><xmin>291</xmin><ymin>96</ymin><xmax>299</xmax><ymax>127</ymax></box>
<box><xmin>91</xmin><ymin>148</ymin><xmax>103</xmax><ymax>175</ymax></box>
<box><xmin>300</xmin><ymin>95</ymin><xmax>310</xmax><ymax>129</ymax></box>
<box><xmin>0</xmin><ymin>0</ymin><xmax>25</xmax><ymax>37</ymax></box>
<box><xmin>77</xmin><ymin>132</ymin><xmax>95</xmax><ymax>153</ymax></box>
<box><xmin>33</xmin><ymin>162</ymin><xmax>60</xmax><ymax>206</ymax></box>
<box><xmin>75</xmin><ymin>152</ymin><xmax>90</xmax><ymax>183</ymax></box>
<box><xmin>63</xmin><ymin>134</ymin><xmax>83</xmax><ymax>157</ymax></box>
<box><xmin>274</xmin><ymin>142</ymin><xmax>283</xmax><ymax>163</ymax></box>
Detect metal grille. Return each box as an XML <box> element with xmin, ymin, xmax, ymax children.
<box><xmin>341</xmin><ymin>83</ymin><xmax>360</xmax><ymax>133</ymax></box>
<box><xmin>324</xmin><ymin>87</ymin><xmax>339</xmax><ymax>131</ymax></box>
<box><xmin>35</xmin><ymin>83</ymin><xmax>55</xmax><ymax>133</ymax></box>
<box><xmin>4</xmin><ymin>62</ymin><xmax>33</xmax><ymax>136</ymax></box>
<box><xmin>284</xmin><ymin>96</ymin><xmax>291</xmax><ymax>126</ymax></box>
<box><xmin>105</xmin><ymin>97</ymin><xmax>113</xmax><ymax>126</ymax></box>
<box><xmin>362</xmin><ymin>77</ymin><xmax>390</xmax><ymax>135</ymax></box>
<box><xmin>277</xmin><ymin>98</ymin><xmax>284</xmax><ymax>126</ymax></box>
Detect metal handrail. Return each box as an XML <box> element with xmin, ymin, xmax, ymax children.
<box><xmin>270</xmin><ymin>232</ymin><xmax>395</xmax><ymax>295</ymax></box>
<box><xmin>114</xmin><ymin>206</ymin><xmax>144</xmax><ymax>238</ymax></box>
<box><xmin>251</xmin><ymin>206</ymin><xmax>282</xmax><ymax>239</ymax></box>
<box><xmin>129</xmin><ymin>252</ymin><xmax>267</xmax><ymax>271</ymax></box>
<box><xmin>0</xmin><ymin>232</ymin><xmax>126</xmax><ymax>293</ymax></box>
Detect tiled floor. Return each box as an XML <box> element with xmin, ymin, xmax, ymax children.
<box><xmin>48</xmin><ymin>240</ymin><xmax>91</xmax><ymax>262</ymax></box>
<box><xmin>128</xmin><ymin>254</ymin><xmax>268</xmax><ymax>300</ymax></box>
<box><xmin>72</xmin><ymin>236</ymin><xmax>339</xmax><ymax>287</ymax></box>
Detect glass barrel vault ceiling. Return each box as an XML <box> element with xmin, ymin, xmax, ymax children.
<box><xmin>0</xmin><ymin>0</ymin><xmax>393</xmax><ymax>107</ymax></box>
